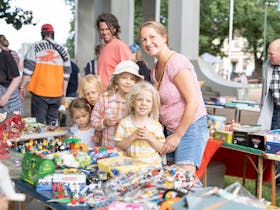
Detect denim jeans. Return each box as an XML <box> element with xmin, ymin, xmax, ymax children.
<box><xmin>166</xmin><ymin>116</ymin><xmax>209</xmax><ymax>167</ymax></box>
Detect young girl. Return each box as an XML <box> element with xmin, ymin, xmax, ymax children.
<box><xmin>114</xmin><ymin>81</ymin><xmax>165</xmax><ymax>167</ymax></box>
<box><xmin>77</xmin><ymin>75</ymin><xmax>103</xmax><ymax>144</ymax></box>
<box><xmin>77</xmin><ymin>74</ymin><xmax>103</xmax><ymax>108</ymax></box>
<box><xmin>91</xmin><ymin>60</ymin><xmax>143</xmax><ymax>147</ymax></box>
<box><xmin>68</xmin><ymin>98</ymin><xmax>96</xmax><ymax>147</ymax></box>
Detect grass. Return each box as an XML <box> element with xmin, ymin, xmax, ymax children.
<box><xmin>224</xmin><ymin>176</ymin><xmax>280</xmax><ymax>207</ymax></box>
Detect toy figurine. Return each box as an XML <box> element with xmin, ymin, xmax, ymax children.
<box><xmin>0</xmin><ymin>161</ymin><xmax>25</xmax><ymax>201</ymax></box>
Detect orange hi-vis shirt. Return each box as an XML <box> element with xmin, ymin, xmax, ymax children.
<box><xmin>23</xmin><ymin>39</ymin><xmax>71</xmax><ymax>97</ymax></box>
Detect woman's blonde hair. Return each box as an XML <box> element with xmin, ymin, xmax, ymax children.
<box><xmin>139</xmin><ymin>21</ymin><xmax>168</xmax><ymax>46</ymax></box>
<box><xmin>125</xmin><ymin>81</ymin><xmax>160</xmax><ymax>120</ymax></box>
<box><xmin>77</xmin><ymin>74</ymin><xmax>103</xmax><ymax>98</ymax></box>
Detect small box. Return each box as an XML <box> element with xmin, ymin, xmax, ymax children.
<box><xmin>248</xmin><ymin>134</ymin><xmax>266</xmax><ymax>150</ymax></box>
<box><xmin>21</xmin><ymin>153</ymin><xmax>56</xmax><ymax>185</ymax></box>
<box><xmin>233</xmin><ymin>131</ymin><xmax>248</xmax><ymax>146</ymax></box>
<box><xmin>266</xmin><ymin>141</ymin><xmax>280</xmax><ymax>154</ymax></box>
<box><xmin>97</xmin><ymin>156</ymin><xmax>149</xmax><ymax>176</ymax></box>
<box><xmin>214</xmin><ymin>130</ymin><xmax>233</xmax><ymax>143</ymax></box>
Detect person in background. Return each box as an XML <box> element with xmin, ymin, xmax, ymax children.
<box><xmin>0</xmin><ymin>35</ymin><xmax>20</xmax><ymax>66</ymax></box>
<box><xmin>68</xmin><ymin>98</ymin><xmax>97</xmax><ymax>147</ymax></box>
<box><xmin>84</xmin><ymin>44</ymin><xmax>102</xmax><ymax>75</ymax></box>
<box><xmin>140</xmin><ymin>21</ymin><xmax>209</xmax><ymax>174</ymax></box>
<box><xmin>258</xmin><ymin>38</ymin><xmax>280</xmax><ymax>130</ymax></box>
<box><xmin>0</xmin><ymin>45</ymin><xmax>23</xmax><ymax>115</ymax></box>
<box><xmin>114</xmin><ymin>81</ymin><xmax>165</xmax><ymax>167</ymax></box>
<box><xmin>19</xmin><ymin>23</ymin><xmax>72</xmax><ymax>125</ymax></box>
<box><xmin>77</xmin><ymin>74</ymin><xmax>103</xmax><ymax>108</ymax></box>
<box><xmin>91</xmin><ymin>60</ymin><xmax>143</xmax><ymax>147</ymax></box>
<box><xmin>77</xmin><ymin>74</ymin><xmax>103</xmax><ymax>144</ymax></box>
<box><xmin>96</xmin><ymin>13</ymin><xmax>132</xmax><ymax>88</ymax></box>
<box><xmin>60</xmin><ymin>60</ymin><xmax>81</xmax><ymax>126</ymax></box>
<box><xmin>129</xmin><ymin>43</ymin><xmax>151</xmax><ymax>82</ymax></box>
<box><xmin>258</xmin><ymin>39</ymin><xmax>280</xmax><ymax>184</ymax></box>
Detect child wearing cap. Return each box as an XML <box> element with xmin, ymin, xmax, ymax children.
<box><xmin>91</xmin><ymin>60</ymin><xmax>143</xmax><ymax>147</ymax></box>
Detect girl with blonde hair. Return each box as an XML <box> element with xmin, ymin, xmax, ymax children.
<box><xmin>77</xmin><ymin>74</ymin><xmax>103</xmax><ymax>108</ymax></box>
<box><xmin>91</xmin><ymin>60</ymin><xmax>143</xmax><ymax>147</ymax></box>
<box><xmin>114</xmin><ymin>81</ymin><xmax>165</xmax><ymax>167</ymax></box>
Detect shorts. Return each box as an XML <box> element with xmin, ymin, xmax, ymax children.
<box><xmin>166</xmin><ymin>115</ymin><xmax>209</xmax><ymax>168</ymax></box>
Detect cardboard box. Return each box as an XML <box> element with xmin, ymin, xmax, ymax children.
<box><xmin>97</xmin><ymin>156</ymin><xmax>149</xmax><ymax>176</ymax></box>
<box><xmin>266</xmin><ymin>141</ymin><xmax>280</xmax><ymax>154</ymax></box>
<box><xmin>248</xmin><ymin>134</ymin><xmax>266</xmax><ymax>150</ymax></box>
<box><xmin>233</xmin><ymin>131</ymin><xmax>249</xmax><ymax>146</ymax></box>
<box><xmin>214</xmin><ymin>130</ymin><xmax>233</xmax><ymax>143</ymax></box>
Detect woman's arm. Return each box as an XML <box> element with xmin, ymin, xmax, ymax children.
<box><xmin>0</xmin><ymin>76</ymin><xmax>21</xmax><ymax>107</ymax></box>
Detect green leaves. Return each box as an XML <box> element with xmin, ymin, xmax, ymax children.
<box><xmin>0</xmin><ymin>0</ymin><xmax>34</xmax><ymax>30</ymax></box>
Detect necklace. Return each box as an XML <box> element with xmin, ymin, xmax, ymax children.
<box><xmin>155</xmin><ymin>52</ymin><xmax>176</xmax><ymax>90</ymax></box>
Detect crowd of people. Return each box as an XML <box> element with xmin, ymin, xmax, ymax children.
<box><xmin>3</xmin><ymin>11</ymin><xmax>280</xmax><ymax>209</ymax></box>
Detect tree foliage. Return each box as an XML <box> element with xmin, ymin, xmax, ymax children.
<box><xmin>64</xmin><ymin>0</ymin><xmax>75</xmax><ymax>58</ymax></box>
<box><xmin>200</xmin><ymin>0</ymin><xmax>280</xmax><ymax>79</ymax></box>
<box><xmin>0</xmin><ymin>0</ymin><xmax>34</xmax><ymax>30</ymax></box>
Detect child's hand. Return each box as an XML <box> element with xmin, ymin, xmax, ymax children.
<box><xmin>137</xmin><ymin>126</ymin><xmax>153</xmax><ymax>141</ymax></box>
<box><xmin>103</xmin><ymin>117</ymin><xmax>119</xmax><ymax>127</ymax></box>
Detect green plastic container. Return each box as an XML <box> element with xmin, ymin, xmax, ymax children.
<box><xmin>21</xmin><ymin>153</ymin><xmax>55</xmax><ymax>185</ymax></box>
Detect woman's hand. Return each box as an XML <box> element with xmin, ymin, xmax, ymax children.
<box><xmin>161</xmin><ymin>133</ymin><xmax>181</xmax><ymax>154</ymax></box>
<box><xmin>19</xmin><ymin>88</ymin><xmax>26</xmax><ymax>100</ymax></box>
<box><xmin>0</xmin><ymin>94</ymin><xmax>9</xmax><ymax>106</ymax></box>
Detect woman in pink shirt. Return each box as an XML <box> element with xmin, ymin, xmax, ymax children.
<box><xmin>140</xmin><ymin>21</ymin><xmax>209</xmax><ymax>174</ymax></box>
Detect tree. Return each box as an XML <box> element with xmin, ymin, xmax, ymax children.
<box><xmin>200</xmin><ymin>0</ymin><xmax>280</xmax><ymax>80</ymax></box>
<box><xmin>0</xmin><ymin>0</ymin><xmax>34</xmax><ymax>30</ymax></box>
<box><xmin>64</xmin><ymin>0</ymin><xmax>75</xmax><ymax>58</ymax></box>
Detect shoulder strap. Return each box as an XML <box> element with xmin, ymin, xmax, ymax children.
<box><xmin>46</xmin><ymin>39</ymin><xmax>68</xmax><ymax>62</ymax></box>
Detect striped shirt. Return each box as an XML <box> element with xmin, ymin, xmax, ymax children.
<box><xmin>270</xmin><ymin>66</ymin><xmax>280</xmax><ymax>106</ymax></box>
<box><xmin>114</xmin><ymin>115</ymin><xmax>165</xmax><ymax>167</ymax></box>
<box><xmin>91</xmin><ymin>92</ymin><xmax>127</xmax><ymax>147</ymax></box>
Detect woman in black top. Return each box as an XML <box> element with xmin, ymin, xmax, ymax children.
<box><xmin>0</xmin><ymin>47</ymin><xmax>23</xmax><ymax>115</ymax></box>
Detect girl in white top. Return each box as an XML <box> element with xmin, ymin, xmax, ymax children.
<box><xmin>68</xmin><ymin>98</ymin><xmax>96</xmax><ymax>147</ymax></box>
<box><xmin>114</xmin><ymin>81</ymin><xmax>165</xmax><ymax>167</ymax></box>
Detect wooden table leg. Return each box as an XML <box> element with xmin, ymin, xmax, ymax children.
<box><xmin>242</xmin><ymin>155</ymin><xmax>247</xmax><ymax>186</ymax></box>
<box><xmin>19</xmin><ymin>201</ymin><xmax>25</xmax><ymax>210</ymax></box>
<box><xmin>9</xmin><ymin>201</ymin><xmax>15</xmax><ymax>210</ymax></box>
<box><xmin>203</xmin><ymin>168</ymin><xmax>207</xmax><ymax>187</ymax></box>
<box><xmin>271</xmin><ymin>160</ymin><xmax>276</xmax><ymax>205</ymax></box>
<box><xmin>256</xmin><ymin>156</ymin><xmax>263</xmax><ymax>199</ymax></box>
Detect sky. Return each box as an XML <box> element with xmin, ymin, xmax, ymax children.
<box><xmin>0</xmin><ymin>0</ymin><xmax>73</xmax><ymax>57</ymax></box>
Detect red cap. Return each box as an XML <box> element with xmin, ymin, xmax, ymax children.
<box><xmin>41</xmin><ymin>24</ymin><xmax>54</xmax><ymax>33</ymax></box>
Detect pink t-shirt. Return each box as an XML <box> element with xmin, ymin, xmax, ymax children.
<box><xmin>97</xmin><ymin>39</ymin><xmax>132</xmax><ymax>88</ymax></box>
<box><xmin>151</xmin><ymin>53</ymin><xmax>207</xmax><ymax>132</ymax></box>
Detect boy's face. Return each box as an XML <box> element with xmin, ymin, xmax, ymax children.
<box><xmin>83</xmin><ymin>84</ymin><xmax>100</xmax><ymax>107</ymax></box>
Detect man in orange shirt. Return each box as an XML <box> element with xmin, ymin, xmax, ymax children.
<box><xmin>19</xmin><ymin>24</ymin><xmax>72</xmax><ymax>125</ymax></box>
<box><xmin>96</xmin><ymin>13</ymin><xmax>132</xmax><ymax>88</ymax></box>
